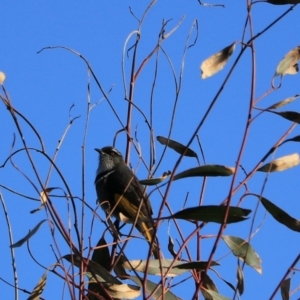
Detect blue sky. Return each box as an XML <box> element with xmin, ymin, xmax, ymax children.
<box><xmin>1</xmin><ymin>1</ymin><xmax>300</xmax><ymax>299</ymax></box>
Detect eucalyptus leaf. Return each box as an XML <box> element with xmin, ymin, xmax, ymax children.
<box><xmin>201</xmin><ymin>43</ymin><xmax>236</xmax><ymax>79</ymax></box>
<box><xmin>167</xmin><ymin>206</ymin><xmax>251</xmax><ymax>224</ymax></box>
<box><xmin>260</xmin><ymin>197</ymin><xmax>300</xmax><ymax>232</ymax></box>
<box><xmin>173</xmin><ymin>165</ymin><xmax>235</xmax><ymax>181</ymax></box>
<box><xmin>222</xmin><ymin>236</ymin><xmax>262</xmax><ymax>274</ymax></box>
<box><xmin>11</xmin><ymin>220</ymin><xmax>47</xmax><ymax>248</ymax></box>
<box><xmin>157</xmin><ymin>136</ymin><xmax>197</xmax><ymax>157</ymax></box>
<box><xmin>130</xmin><ymin>276</ymin><xmax>182</xmax><ymax>300</ymax></box>
<box><xmin>27</xmin><ymin>272</ymin><xmax>47</xmax><ymax>300</ymax></box>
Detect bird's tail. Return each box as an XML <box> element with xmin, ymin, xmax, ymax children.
<box><xmin>137</xmin><ymin>222</ymin><xmax>160</xmax><ymax>259</ymax></box>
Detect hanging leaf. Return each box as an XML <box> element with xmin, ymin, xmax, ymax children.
<box><xmin>168</xmin><ymin>235</ymin><xmax>178</xmax><ymax>258</ymax></box>
<box><xmin>86</xmin><ymin>272</ymin><xmax>141</xmax><ymax>300</ymax></box>
<box><xmin>237</xmin><ymin>265</ymin><xmax>244</xmax><ymax>295</ymax></box>
<box><xmin>166</xmin><ymin>206</ymin><xmax>251</xmax><ymax>224</ymax></box>
<box><xmin>174</xmin><ymin>261</ymin><xmax>219</xmax><ymax>270</ymax></box>
<box><xmin>130</xmin><ymin>276</ymin><xmax>181</xmax><ymax>300</ymax></box>
<box><xmin>173</xmin><ymin>165</ymin><xmax>235</xmax><ymax>181</ymax></box>
<box><xmin>88</xmin><ymin>235</ymin><xmax>112</xmax><ymax>299</ymax></box>
<box><xmin>140</xmin><ymin>171</ymin><xmax>171</xmax><ymax>185</ymax></box>
<box><xmin>11</xmin><ymin>220</ymin><xmax>47</xmax><ymax>248</ymax></box>
<box><xmin>258</xmin><ymin>153</ymin><xmax>300</xmax><ymax>172</ymax></box>
<box><xmin>268</xmin><ymin>95</ymin><xmax>300</xmax><ymax>109</ymax></box>
<box><xmin>0</xmin><ymin>71</ymin><xmax>6</xmax><ymax>84</ymax></box>
<box><xmin>123</xmin><ymin>259</ymin><xmax>188</xmax><ymax>277</ymax></box>
<box><xmin>27</xmin><ymin>272</ymin><xmax>47</xmax><ymax>300</ymax></box>
<box><xmin>204</xmin><ymin>290</ymin><xmax>231</xmax><ymax>300</ymax></box>
<box><xmin>269</xmin><ymin>110</ymin><xmax>300</xmax><ymax>123</ymax></box>
<box><xmin>281</xmin><ymin>278</ymin><xmax>291</xmax><ymax>300</ymax></box>
<box><xmin>157</xmin><ymin>136</ymin><xmax>198</xmax><ymax>157</ymax></box>
<box><xmin>266</xmin><ymin>0</ymin><xmax>300</xmax><ymax>4</ymax></box>
<box><xmin>201</xmin><ymin>43</ymin><xmax>236</xmax><ymax>79</ymax></box>
<box><xmin>260</xmin><ymin>197</ymin><xmax>300</xmax><ymax>232</ymax></box>
<box><xmin>275</xmin><ymin>46</ymin><xmax>300</xmax><ymax>76</ymax></box>
<box><xmin>63</xmin><ymin>254</ymin><xmax>121</xmax><ymax>284</ymax></box>
<box><xmin>222</xmin><ymin>236</ymin><xmax>262</xmax><ymax>274</ymax></box>
<box><xmin>201</xmin><ymin>272</ymin><xmax>218</xmax><ymax>300</ymax></box>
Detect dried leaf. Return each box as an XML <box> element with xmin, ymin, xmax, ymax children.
<box><xmin>268</xmin><ymin>95</ymin><xmax>300</xmax><ymax>109</ymax></box>
<box><xmin>0</xmin><ymin>71</ymin><xmax>6</xmax><ymax>84</ymax></box>
<box><xmin>258</xmin><ymin>153</ymin><xmax>300</xmax><ymax>172</ymax></box>
<box><xmin>222</xmin><ymin>236</ymin><xmax>262</xmax><ymax>274</ymax></box>
<box><xmin>275</xmin><ymin>46</ymin><xmax>300</xmax><ymax>76</ymax></box>
<box><xmin>260</xmin><ymin>197</ymin><xmax>300</xmax><ymax>232</ymax></box>
<box><xmin>168</xmin><ymin>205</ymin><xmax>251</xmax><ymax>224</ymax></box>
<box><xmin>11</xmin><ymin>220</ymin><xmax>47</xmax><ymax>248</ymax></box>
<box><xmin>27</xmin><ymin>272</ymin><xmax>47</xmax><ymax>300</ymax></box>
<box><xmin>173</xmin><ymin>165</ymin><xmax>235</xmax><ymax>181</ymax></box>
<box><xmin>157</xmin><ymin>136</ymin><xmax>197</xmax><ymax>157</ymax></box>
<box><xmin>281</xmin><ymin>278</ymin><xmax>291</xmax><ymax>300</ymax></box>
<box><xmin>40</xmin><ymin>187</ymin><xmax>57</xmax><ymax>204</ymax></box>
<box><xmin>201</xmin><ymin>43</ymin><xmax>236</xmax><ymax>79</ymax></box>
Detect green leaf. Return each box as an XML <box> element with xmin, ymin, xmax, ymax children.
<box><xmin>174</xmin><ymin>261</ymin><xmax>219</xmax><ymax>270</ymax></box>
<box><xmin>258</xmin><ymin>153</ymin><xmax>300</xmax><ymax>172</ymax></box>
<box><xmin>266</xmin><ymin>0</ymin><xmax>300</xmax><ymax>4</ymax></box>
<box><xmin>201</xmin><ymin>272</ymin><xmax>218</xmax><ymax>300</ymax></box>
<box><xmin>173</xmin><ymin>165</ymin><xmax>235</xmax><ymax>181</ymax></box>
<box><xmin>27</xmin><ymin>272</ymin><xmax>47</xmax><ymax>300</ymax></box>
<box><xmin>11</xmin><ymin>220</ymin><xmax>47</xmax><ymax>248</ymax></box>
<box><xmin>237</xmin><ymin>266</ymin><xmax>244</xmax><ymax>295</ymax></box>
<box><xmin>201</xmin><ymin>43</ymin><xmax>236</xmax><ymax>79</ymax></box>
<box><xmin>123</xmin><ymin>259</ymin><xmax>188</xmax><ymax>277</ymax></box>
<box><xmin>204</xmin><ymin>290</ymin><xmax>231</xmax><ymax>300</ymax></box>
<box><xmin>269</xmin><ymin>110</ymin><xmax>300</xmax><ymax>123</ymax></box>
<box><xmin>260</xmin><ymin>197</ymin><xmax>300</xmax><ymax>232</ymax></box>
<box><xmin>222</xmin><ymin>236</ymin><xmax>262</xmax><ymax>274</ymax></box>
<box><xmin>139</xmin><ymin>172</ymin><xmax>171</xmax><ymax>185</ymax></box>
<box><xmin>63</xmin><ymin>254</ymin><xmax>121</xmax><ymax>284</ymax></box>
<box><xmin>91</xmin><ymin>235</ymin><xmax>110</xmax><ymax>271</ymax></box>
<box><xmin>168</xmin><ymin>206</ymin><xmax>251</xmax><ymax>224</ymax></box>
<box><xmin>157</xmin><ymin>136</ymin><xmax>197</xmax><ymax>157</ymax></box>
<box><xmin>130</xmin><ymin>276</ymin><xmax>182</xmax><ymax>300</ymax></box>
<box><xmin>281</xmin><ymin>278</ymin><xmax>290</xmax><ymax>300</ymax></box>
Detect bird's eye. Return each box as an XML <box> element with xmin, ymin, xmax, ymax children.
<box><xmin>110</xmin><ymin>151</ymin><xmax>115</xmax><ymax>156</ymax></box>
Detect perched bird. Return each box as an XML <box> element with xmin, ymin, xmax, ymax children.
<box><xmin>95</xmin><ymin>146</ymin><xmax>160</xmax><ymax>259</ymax></box>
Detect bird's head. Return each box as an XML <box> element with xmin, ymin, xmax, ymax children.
<box><xmin>95</xmin><ymin>146</ymin><xmax>123</xmax><ymax>174</ymax></box>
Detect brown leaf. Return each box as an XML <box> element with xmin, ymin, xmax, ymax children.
<box><xmin>275</xmin><ymin>46</ymin><xmax>300</xmax><ymax>76</ymax></box>
<box><xmin>201</xmin><ymin>43</ymin><xmax>236</xmax><ymax>79</ymax></box>
<box><xmin>258</xmin><ymin>153</ymin><xmax>300</xmax><ymax>172</ymax></box>
<box><xmin>268</xmin><ymin>95</ymin><xmax>300</xmax><ymax>109</ymax></box>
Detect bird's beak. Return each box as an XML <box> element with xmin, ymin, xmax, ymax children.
<box><xmin>95</xmin><ymin>148</ymin><xmax>102</xmax><ymax>155</ymax></box>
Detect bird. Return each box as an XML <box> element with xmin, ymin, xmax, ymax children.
<box><xmin>94</xmin><ymin>146</ymin><xmax>160</xmax><ymax>259</ymax></box>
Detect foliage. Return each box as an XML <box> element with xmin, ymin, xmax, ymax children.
<box><xmin>1</xmin><ymin>1</ymin><xmax>300</xmax><ymax>299</ymax></box>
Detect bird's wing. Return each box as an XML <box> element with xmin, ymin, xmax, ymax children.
<box><xmin>108</xmin><ymin>168</ymin><xmax>153</xmax><ymax>218</ymax></box>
